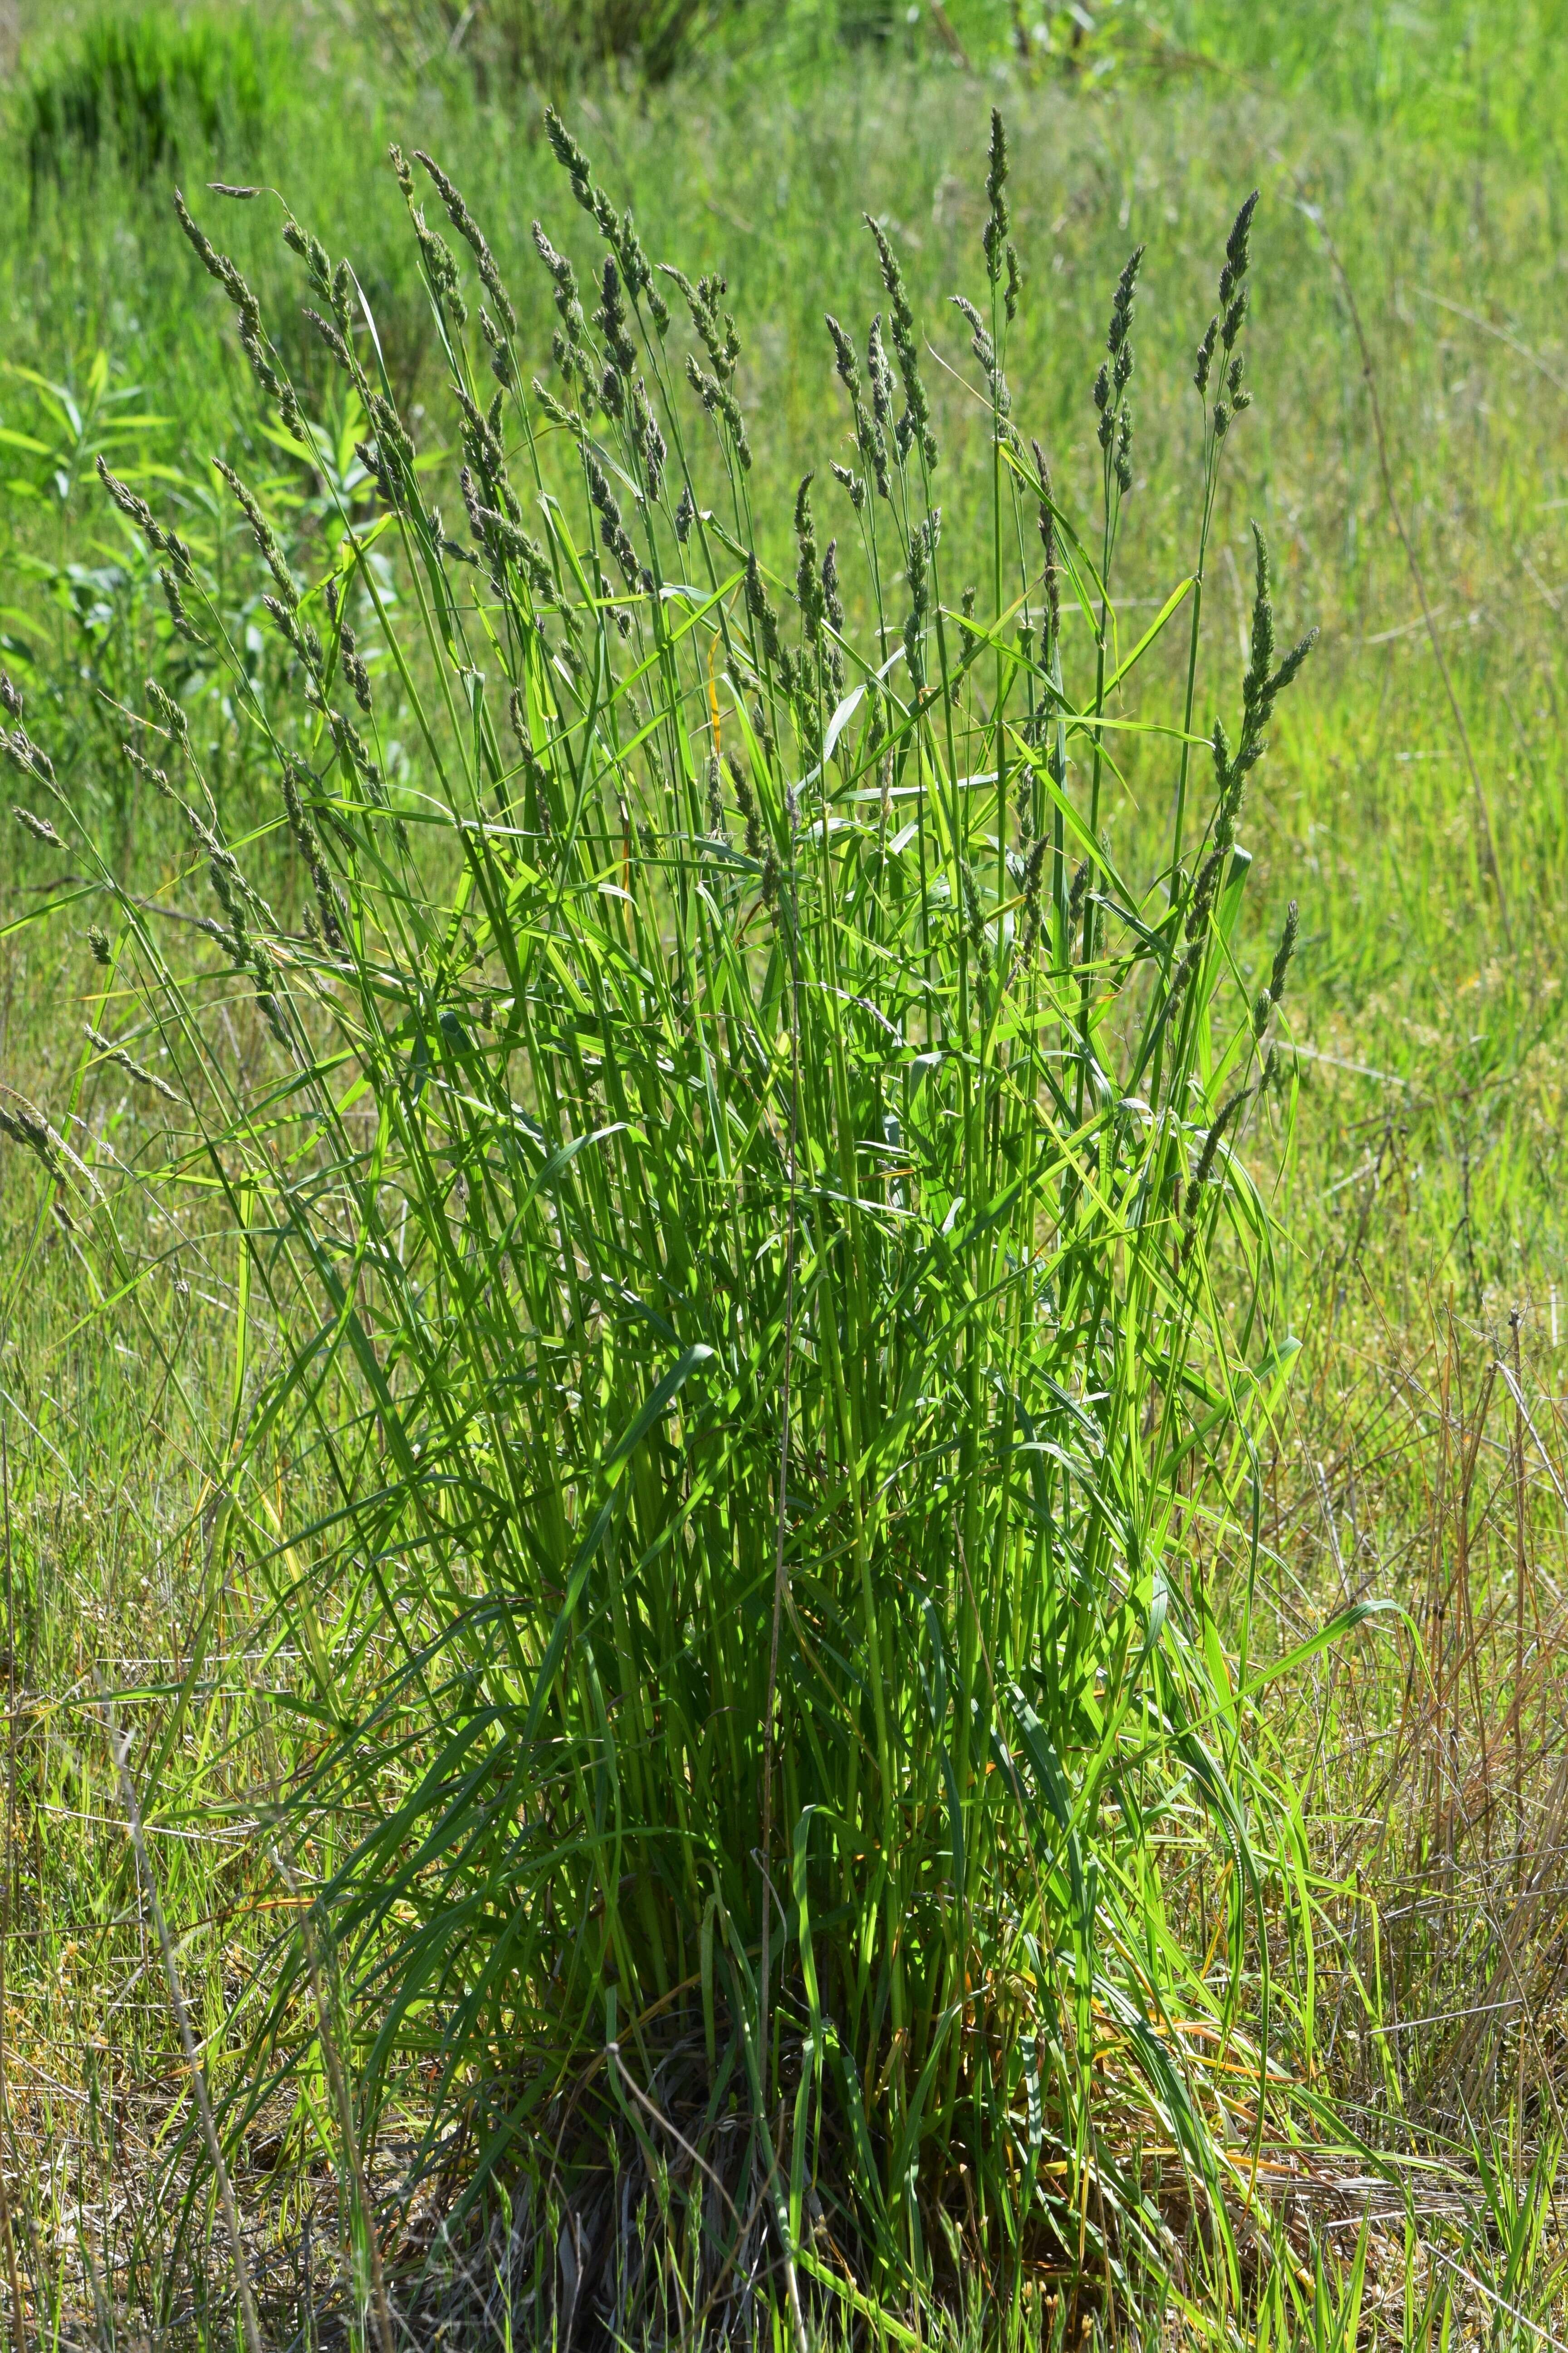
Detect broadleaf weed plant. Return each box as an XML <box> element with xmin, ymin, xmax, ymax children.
<box><xmin>4</xmin><ymin>103</ymin><xmax>1348</xmax><ymax>2342</ymax></box>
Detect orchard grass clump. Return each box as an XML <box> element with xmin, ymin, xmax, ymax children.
<box><xmin>4</xmin><ymin>103</ymin><xmax>1357</xmax><ymax>2343</ymax></box>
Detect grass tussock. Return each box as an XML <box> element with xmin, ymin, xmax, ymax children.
<box><xmin>2</xmin><ymin>96</ymin><xmax>1349</xmax><ymax>2341</ymax></box>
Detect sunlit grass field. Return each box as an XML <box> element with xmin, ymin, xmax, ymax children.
<box><xmin>3</xmin><ymin>2</ymin><xmax>1568</xmax><ymax>2344</ymax></box>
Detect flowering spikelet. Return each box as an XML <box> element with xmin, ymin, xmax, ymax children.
<box><xmin>281</xmin><ymin>756</ymin><xmax>344</xmax><ymax>947</ymax></box>
<box><xmin>621</xmin><ymin>382</ymin><xmax>663</xmax><ymax>505</ymax></box>
<box><xmin>1187</xmin><ymin>535</ymin><xmax>1314</xmax><ymax>948</ymax></box>
<box><xmin>304</xmin><ymin>305</ymin><xmax>354</xmax><ymax>373</ymax></box>
<box><xmin>705</xmin><ymin>755</ymin><xmax>727</xmax><ymax>842</ymax></box>
<box><xmin>121</xmin><ymin>738</ymin><xmax>172</xmax><ymax>799</ymax></box>
<box><xmin>902</xmin><ymin>515</ymin><xmax>930</xmax><ymax>689</ymax></box>
<box><xmin>323</xmin><ymin>703</ymin><xmax>387</xmax><ymax>808</ymax></box>
<box><xmin>414</xmin><ymin>149</ymin><xmax>516</xmax><ymax>334</ymax></box>
<box><xmin>825</xmin><ymin>311</ymin><xmax>885</xmax><ymax>498</ymax></box>
<box><xmin>1107</xmin><ymin>246</ymin><xmax>1143</xmax><ymax>383</ymax></box>
<box><xmin>1252</xmin><ymin>898</ymin><xmax>1302</xmax><ymax>1036</ymax></box>
<box><xmin>1183</xmin><ymin>1082</ymin><xmax>1251</xmax><ymax>1239</ymax></box>
<box><xmin>12</xmin><ymin>804</ymin><xmax>61</xmax><ymax>847</ymax></box>
<box><xmin>0</xmin><ymin>1100</ymin><xmax>61</xmax><ymax>1179</ymax></box>
<box><xmin>1203</xmin><ymin>190</ymin><xmax>1260</xmax><ymax>434</ymax></box>
<box><xmin>465</xmin><ymin>470</ymin><xmax>554</xmax><ymax>598</ymax></box>
<box><xmin>794</xmin><ymin>476</ymin><xmax>824</xmax><ymax>648</ymax></box>
<box><xmin>3</xmin><ymin>724</ymin><xmax>54</xmax><ymax>789</ymax></box>
<box><xmin>161</xmin><ymin>568</ymin><xmax>207</xmax><ymax>647</ymax></box>
<box><xmin>585</xmin><ymin>457</ymin><xmax>647</xmax><ymax>595</ymax></box>
<box><xmin>951</xmin><ymin>294</ymin><xmax>1009</xmax><ymax>425</ymax></box>
<box><xmin>97</xmin><ymin>457</ymin><xmax>194</xmax><ymax>577</ymax></box>
<box><xmin>865</xmin><ymin>217</ymin><xmax>937</xmax><ymax>472</ymax></box>
<box><xmin>88</xmin><ymin>926</ymin><xmax>112</xmax><ymax>966</ymax></box>
<box><xmin>957</xmin><ymin>584</ymin><xmax>981</xmax><ymax>671</ymax></box>
<box><xmin>727</xmin><ymin>751</ymin><xmax>763</xmax><ymax>861</ymax></box>
<box><xmin>668</xmin><ymin>266</ymin><xmax>751</xmax><ymax>472</ymax></box>
<box><xmin>542</xmin><ymin>107</ymin><xmax>667</xmax><ymax>332</ymax></box>
<box><xmin>174</xmin><ymin>186</ymin><xmax>301</xmax><ymax>433</ymax></box>
<box><xmin>84</xmin><ymin>1024</ymin><xmax>181</xmax><ymax>1104</ymax></box>
<box><xmin>745</xmin><ymin>554</ymin><xmax>782</xmax><ymax>668</ymax></box>
<box><xmin>1096</xmin><ymin>245</ymin><xmax>1144</xmax><ymax>476</ymax></box>
<box><xmin>390</xmin><ymin>145</ymin><xmax>467</xmax><ymax>328</ymax></box>
<box><xmin>0</xmin><ymin>671</ymin><xmax>22</xmax><ymax>721</ymax></box>
<box><xmin>337</xmin><ymin>622</ymin><xmax>372</xmax><ymax>714</ymax></box>
<box><xmin>533</xmin><ymin>223</ymin><xmax>596</xmax><ymax>409</ymax></box>
<box><xmin>1031</xmin><ymin>440</ymin><xmax>1061</xmax><ymax>654</ymax></box>
<box><xmin>983</xmin><ymin>108</ymin><xmax>1011</xmax><ymax>291</ymax></box>
<box><xmin>594</xmin><ymin>256</ymin><xmax>638</xmax><ymax>388</ymax></box>
<box><xmin>281</xmin><ymin>214</ymin><xmax>332</xmax><ymax>297</ymax></box>
<box><xmin>215</xmin><ymin>460</ymin><xmax>297</xmax><ymax>606</ymax></box>
<box><xmin>264</xmin><ymin>595</ymin><xmax>323</xmax><ymax>675</ymax></box>
<box><xmin>1217</xmin><ymin>523</ymin><xmax>1318</xmax><ymax>801</ymax></box>
<box><xmin>145</xmin><ymin>678</ymin><xmax>190</xmax><ymax>752</ymax></box>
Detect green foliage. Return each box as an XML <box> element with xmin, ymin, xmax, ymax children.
<box><xmin>23</xmin><ymin>8</ymin><xmax>279</xmax><ymax>195</ymax></box>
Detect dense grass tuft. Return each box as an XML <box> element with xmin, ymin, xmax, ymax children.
<box><xmin>3</xmin><ymin>99</ymin><xmax>1348</xmax><ymax>2337</ymax></box>
<box><xmin>22</xmin><ymin>9</ymin><xmax>280</xmax><ymax>196</ymax></box>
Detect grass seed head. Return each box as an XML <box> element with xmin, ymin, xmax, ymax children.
<box><xmin>414</xmin><ymin>148</ymin><xmax>516</xmax><ymax>335</ymax></box>
<box><xmin>1032</xmin><ymin>441</ymin><xmax>1060</xmax><ymax>649</ymax></box>
<box><xmin>1107</xmin><ymin>244</ymin><xmax>1144</xmax><ymax>364</ymax></box>
<box><xmin>215</xmin><ymin>459</ymin><xmax>297</xmax><ymax>608</ymax></box>
<box><xmin>11</xmin><ymin>804</ymin><xmax>61</xmax><ymax>847</ymax></box>
<box><xmin>585</xmin><ymin>456</ymin><xmax>647</xmax><ymax>594</ymax></box>
<box><xmin>304</xmin><ymin>305</ymin><xmax>353</xmax><ymax>373</ymax></box>
<box><xmin>0</xmin><ymin>670</ymin><xmax>21</xmax><ymax>721</ymax></box>
<box><xmin>281</xmin><ymin>214</ymin><xmax>332</xmax><ymax>297</ymax></box>
<box><xmin>84</xmin><ymin>1024</ymin><xmax>179</xmax><ymax>1104</ymax></box>
<box><xmin>595</xmin><ymin>255</ymin><xmax>637</xmax><ymax>383</ymax></box>
<box><xmin>1269</xmin><ymin>898</ymin><xmax>1300</xmax><ymax>1005</ymax></box>
<box><xmin>3</xmin><ymin>726</ymin><xmax>54</xmax><ymax>786</ymax></box>
<box><xmin>121</xmin><ymin>738</ymin><xmax>172</xmax><ymax>799</ymax></box>
<box><xmin>825</xmin><ymin>312</ymin><xmax>862</xmax><ymax>403</ymax></box>
<box><xmin>745</xmin><ymin>553</ymin><xmax>782</xmax><ymax>668</ymax></box>
<box><xmin>984</xmin><ymin>106</ymin><xmax>1009</xmax><ymax>287</ymax></box>
<box><xmin>865</xmin><ymin>215</ymin><xmax>937</xmax><ymax>472</ymax></box>
<box><xmin>160</xmin><ymin>567</ymin><xmax>206</xmax><ymax>646</ymax></box>
<box><xmin>632</xmin><ymin>382</ymin><xmax>667</xmax><ymax>501</ymax></box>
<box><xmin>1116</xmin><ymin>406</ymin><xmax>1134</xmax><ymax>493</ymax></box>
<box><xmin>794</xmin><ymin>474</ymin><xmax>823</xmax><ymax>645</ymax></box>
<box><xmin>98</xmin><ymin>455</ymin><xmax>193</xmax><ymax>577</ymax></box>
<box><xmin>1184</xmin><ymin>1080</ymin><xmax>1251</xmax><ymax>1237</ymax></box>
<box><xmin>726</xmin><ymin>750</ymin><xmax>761</xmax><ymax>861</ymax></box>
<box><xmin>831</xmin><ymin>461</ymin><xmax>865</xmax><ymax>511</ymax></box>
<box><xmin>0</xmin><ymin>1102</ymin><xmax>59</xmax><ymax>1178</ymax></box>
<box><xmin>822</xmin><ymin>536</ymin><xmax>843</xmax><ymax>635</ymax></box>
